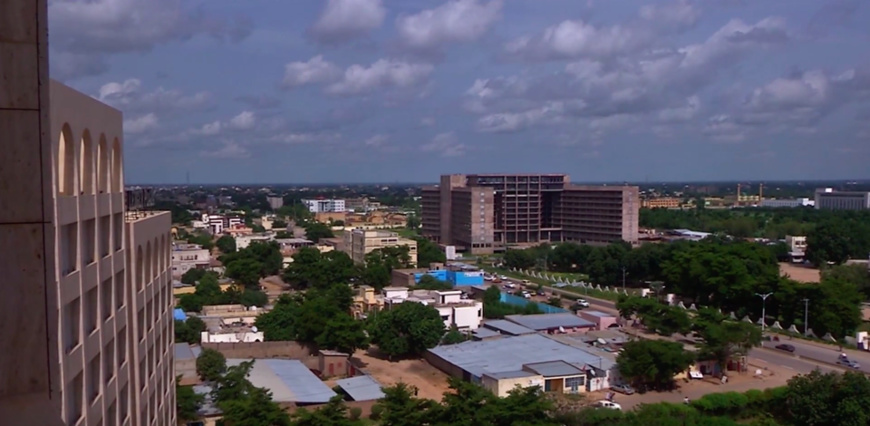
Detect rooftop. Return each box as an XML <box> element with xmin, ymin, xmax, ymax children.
<box><xmin>175</xmin><ymin>343</ymin><xmax>195</xmax><ymax>361</ymax></box>
<box><xmin>582</xmin><ymin>310</ymin><xmax>615</xmax><ymax>318</ymax></box>
<box><xmin>472</xmin><ymin>328</ymin><xmax>502</xmax><ymax>340</ymax></box>
<box><xmin>427</xmin><ymin>334</ymin><xmax>614</xmax><ymax>379</ymax></box>
<box><xmin>335</xmin><ymin>375</ymin><xmax>386</xmax><ymax>401</ymax></box>
<box><xmin>227</xmin><ymin>359</ymin><xmax>336</xmax><ymax>403</ymax></box>
<box><xmin>482</xmin><ymin>370</ymin><xmax>540</xmax><ymax>380</ymax></box>
<box><xmin>482</xmin><ymin>319</ymin><xmax>537</xmax><ymax>336</ymax></box>
<box><xmin>504</xmin><ymin>313</ymin><xmax>595</xmax><ymax>331</ymax></box>
<box><xmin>523</xmin><ymin>360</ymin><xmax>585</xmax><ymax>377</ymax></box>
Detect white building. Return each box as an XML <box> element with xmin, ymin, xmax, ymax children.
<box><xmin>815</xmin><ymin>188</ymin><xmax>870</xmax><ymax>210</ymax></box>
<box><xmin>170</xmin><ymin>242</ymin><xmax>211</xmax><ymax>279</ymax></box>
<box><xmin>383</xmin><ymin>287</ymin><xmax>483</xmax><ymax>331</ymax></box>
<box><xmin>200</xmin><ymin>329</ymin><xmax>264</xmax><ymax>343</ymax></box>
<box><xmin>235</xmin><ymin>233</ymin><xmax>274</xmax><ymax>250</ymax></box>
<box><xmin>302</xmin><ymin>198</ymin><xmax>346</xmax><ymax>213</ymax></box>
<box><xmin>761</xmin><ymin>198</ymin><xmax>814</xmax><ymax>208</ymax></box>
<box><xmin>202</xmin><ymin>213</ymin><xmax>244</xmax><ymax>234</ymax></box>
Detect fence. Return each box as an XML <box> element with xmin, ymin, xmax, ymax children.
<box><xmin>499</xmin><ymin>292</ymin><xmax>567</xmax><ymax>314</ymax></box>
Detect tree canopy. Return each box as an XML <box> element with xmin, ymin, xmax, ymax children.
<box><xmin>368</xmin><ymin>301</ymin><xmax>446</xmax><ymax>359</ymax></box>
<box><xmin>196</xmin><ymin>348</ymin><xmax>227</xmax><ymax>382</ymax></box>
<box><xmin>617</xmin><ymin>340</ymin><xmax>695</xmax><ymax>391</ymax></box>
<box><xmin>282</xmin><ymin>247</ymin><xmax>357</xmax><ymax>290</ymax></box>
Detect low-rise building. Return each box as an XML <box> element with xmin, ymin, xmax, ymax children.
<box><xmin>235</xmin><ymin>233</ymin><xmax>274</xmax><ymax>250</ymax></box>
<box><xmin>200</xmin><ymin>327</ymin><xmax>264</xmax><ymax>343</ymax></box>
<box><xmin>577</xmin><ymin>310</ymin><xmax>619</xmax><ymax>331</ymax></box>
<box><xmin>344</xmin><ymin>228</ymin><xmax>418</xmax><ymax>266</ymax></box>
<box><xmin>504</xmin><ymin>313</ymin><xmax>596</xmax><ymax>334</ymax></box>
<box><xmin>760</xmin><ymin>198</ymin><xmax>814</xmax><ymax>208</ymax></box>
<box><xmin>171</xmin><ymin>242</ymin><xmax>211</xmax><ymax>278</ymax></box>
<box><xmin>641</xmin><ymin>197</ymin><xmax>682</xmax><ymax>209</ymax></box>
<box><xmin>391</xmin><ymin>262</ymin><xmax>485</xmax><ymax>287</ymax></box>
<box><xmin>815</xmin><ymin>188</ymin><xmax>870</xmax><ymax>210</ymax></box>
<box><xmin>383</xmin><ymin>287</ymin><xmax>483</xmax><ymax>330</ymax></box>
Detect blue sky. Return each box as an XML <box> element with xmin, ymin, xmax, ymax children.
<box><xmin>49</xmin><ymin>0</ymin><xmax>870</xmax><ymax>184</ymax></box>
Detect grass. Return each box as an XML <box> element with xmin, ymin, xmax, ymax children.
<box><xmin>480</xmin><ymin>266</ymin><xmax>635</xmax><ymax>302</ymax></box>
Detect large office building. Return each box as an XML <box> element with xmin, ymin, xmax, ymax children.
<box><xmin>343</xmin><ymin>229</ymin><xmax>418</xmax><ymax>266</ymax></box>
<box><xmin>421</xmin><ymin>174</ymin><xmax>639</xmax><ymax>254</ymax></box>
<box><xmin>302</xmin><ymin>198</ymin><xmax>346</xmax><ymax>213</ymax></box>
<box><xmin>814</xmin><ymin>188</ymin><xmax>870</xmax><ymax>210</ymax></box>
<box><xmin>50</xmin><ymin>81</ymin><xmax>175</xmax><ymax>426</ymax></box>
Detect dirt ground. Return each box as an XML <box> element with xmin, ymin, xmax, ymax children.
<box><xmin>779</xmin><ymin>262</ymin><xmax>821</xmax><ymax>283</ymax></box>
<box><xmin>611</xmin><ymin>359</ymin><xmax>794</xmax><ymax>410</ymax></box>
<box><xmin>352</xmin><ymin>349</ymin><xmax>451</xmax><ymax>401</ymax></box>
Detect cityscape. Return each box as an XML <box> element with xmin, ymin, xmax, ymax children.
<box><xmin>2</xmin><ymin>1</ymin><xmax>870</xmax><ymax>426</ymax></box>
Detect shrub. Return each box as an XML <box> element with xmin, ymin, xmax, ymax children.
<box><xmin>369</xmin><ymin>404</ymin><xmax>383</xmax><ymax>420</ymax></box>
<box><xmin>349</xmin><ymin>407</ymin><xmax>362</xmax><ymax>420</ymax></box>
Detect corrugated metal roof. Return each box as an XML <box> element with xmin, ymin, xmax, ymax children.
<box><xmin>335</xmin><ymin>375</ymin><xmax>385</xmax><ymax>401</ymax></box>
<box><xmin>523</xmin><ymin>360</ymin><xmax>585</xmax><ymax>377</ymax></box>
<box><xmin>472</xmin><ymin>328</ymin><xmax>502</xmax><ymax>339</ymax></box>
<box><xmin>582</xmin><ymin>310</ymin><xmax>614</xmax><ymax>318</ymax></box>
<box><xmin>428</xmin><ymin>334</ymin><xmax>614</xmax><ymax>379</ymax></box>
<box><xmin>175</xmin><ymin>343</ymin><xmax>195</xmax><ymax>361</ymax></box>
<box><xmin>483</xmin><ymin>319</ymin><xmax>537</xmax><ymax>336</ymax></box>
<box><xmin>226</xmin><ymin>359</ymin><xmax>336</xmax><ymax>403</ymax></box>
<box><xmin>483</xmin><ymin>370</ymin><xmax>540</xmax><ymax>380</ymax></box>
<box><xmin>504</xmin><ymin>313</ymin><xmax>594</xmax><ymax>330</ymax></box>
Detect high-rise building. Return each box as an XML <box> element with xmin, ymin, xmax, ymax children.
<box><xmin>421</xmin><ymin>174</ymin><xmax>639</xmax><ymax>254</ymax></box>
<box><xmin>814</xmin><ymin>188</ymin><xmax>870</xmax><ymax>210</ymax></box>
<box><xmin>50</xmin><ymin>80</ymin><xmax>174</xmax><ymax>426</ymax></box>
<box><xmin>302</xmin><ymin>198</ymin><xmax>346</xmax><ymax>213</ymax></box>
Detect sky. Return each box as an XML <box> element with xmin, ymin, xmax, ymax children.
<box><xmin>48</xmin><ymin>0</ymin><xmax>870</xmax><ymax>184</ymax></box>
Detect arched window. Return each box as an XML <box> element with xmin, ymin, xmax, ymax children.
<box><xmin>137</xmin><ymin>246</ymin><xmax>144</xmax><ymax>290</ymax></box>
<box><xmin>97</xmin><ymin>135</ymin><xmax>109</xmax><ymax>193</ymax></box>
<box><xmin>111</xmin><ymin>138</ymin><xmax>122</xmax><ymax>193</ymax></box>
<box><xmin>145</xmin><ymin>242</ymin><xmax>152</xmax><ymax>283</ymax></box>
<box><xmin>80</xmin><ymin>130</ymin><xmax>94</xmax><ymax>194</ymax></box>
<box><xmin>58</xmin><ymin>124</ymin><xmax>76</xmax><ymax>196</ymax></box>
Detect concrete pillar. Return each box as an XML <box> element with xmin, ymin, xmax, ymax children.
<box><xmin>0</xmin><ymin>0</ymin><xmax>63</xmax><ymax>423</ymax></box>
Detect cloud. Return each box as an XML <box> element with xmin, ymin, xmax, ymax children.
<box><xmin>201</xmin><ymin>141</ymin><xmax>251</xmax><ymax>159</ymax></box>
<box><xmin>308</xmin><ymin>0</ymin><xmax>386</xmax><ymax>44</ymax></box>
<box><xmin>395</xmin><ymin>0</ymin><xmax>503</xmax><ymax>52</ymax></box>
<box><xmin>477</xmin><ymin>102</ymin><xmax>567</xmax><ymax>133</ymax></box>
<box><xmin>97</xmin><ymin>78</ymin><xmax>214</xmax><ymax>114</ymax></box>
<box><xmin>50</xmin><ymin>52</ymin><xmax>109</xmax><ymax>81</ymax></box>
<box><xmin>364</xmin><ymin>134</ymin><xmax>389</xmax><ymax>147</ymax></box>
<box><xmin>326</xmin><ymin>59</ymin><xmax>434</xmax><ymax>96</ymax></box>
<box><xmin>703</xmin><ymin>114</ymin><xmax>746</xmax><ymax>142</ymax></box>
<box><xmin>124</xmin><ymin>113</ymin><xmax>159</xmax><ymax>134</ymax></box>
<box><xmin>235</xmin><ymin>95</ymin><xmax>282</xmax><ymax>109</ymax></box>
<box><xmin>421</xmin><ymin>132</ymin><xmax>466</xmax><ymax>157</ymax></box>
<box><xmin>504</xmin><ymin>19</ymin><xmax>645</xmax><ymax>61</ymax></box>
<box><xmin>639</xmin><ymin>0</ymin><xmax>701</xmax><ymax>32</ymax></box>
<box><xmin>270</xmin><ymin>132</ymin><xmax>342</xmax><ymax>145</ymax></box>
<box><xmin>281</xmin><ymin>55</ymin><xmax>342</xmax><ymax>89</ymax></box>
<box><xmin>420</xmin><ymin>117</ymin><xmax>436</xmax><ymax>126</ymax></box>
<box><xmin>228</xmin><ymin>111</ymin><xmax>256</xmax><ymax>130</ymax></box>
<box><xmin>658</xmin><ymin>96</ymin><xmax>701</xmax><ymax>122</ymax></box>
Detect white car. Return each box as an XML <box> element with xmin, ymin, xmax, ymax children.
<box><xmin>596</xmin><ymin>400</ymin><xmax>622</xmax><ymax>410</ymax></box>
<box><xmin>505</xmin><ymin>283</ymin><xmax>516</xmax><ymax>289</ymax></box>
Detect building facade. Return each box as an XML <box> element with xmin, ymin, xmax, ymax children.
<box><xmin>302</xmin><ymin>198</ymin><xmax>346</xmax><ymax>213</ymax></box>
<box><xmin>170</xmin><ymin>242</ymin><xmax>211</xmax><ymax>279</ymax></box>
<box><xmin>343</xmin><ymin>229</ymin><xmax>418</xmax><ymax>266</ymax></box>
<box><xmin>266</xmin><ymin>195</ymin><xmax>283</xmax><ymax>210</ymax></box>
<box><xmin>421</xmin><ymin>174</ymin><xmax>640</xmax><ymax>254</ymax></box>
<box><xmin>641</xmin><ymin>197</ymin><xmax>682</xmax><ymax>209</ymax></box>
<box><xmin>50</xmin><ymin>80</ymin><xmax>174</xmax><ymax>426</ymax></box>
<box><xmin>760</xmin><ymin>198</ymin><xmax>814</xmax><ymax>208</ymax></box>
<box><xmin>814</xmin><ymin>188</ymin><xmax>870</xmax><ymax>210</ymax></box>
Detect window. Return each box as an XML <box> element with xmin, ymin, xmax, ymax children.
<box><xmin>80</xmin><ymin>131</ymin><xmax>94</xmax><ymax>194</ymax></box>
<box><xmin>99</xmin><ymin>215</ymin><xmax>110</xmax><ymax>257</ymax></box>
<box><xmin>104</xmin><ymin>340</ymin><xmax>115</xmax><ymax>384</ymax></box>
<box><xmin>82</xmin><ymin>219</ymin><xmax>96</xmax><ymax>265</ymax></box>
<box><xmin>101</xmin><ymin>278</ymin><xmax>112</xmax><ymax>321</ymax></box>
<box><xmin>60</xmin><ymin>223</ymin><xmax>78</xmax><ymax>275</ymax></box>
<box><xmin>565</xmin><ymin>376</ymin><xmax>585</xmax><ymax>393</ymax></box>
<box><xmin>118</xmin><ymin>327</ymin><xmax>127</xmax><ymax>366</ymax></box>
<box><xmin>106</xmin><ymin>401</ymin><xmax>117</xmax><ymax>426</ymax></box>
<box><xmin>85</xmin><ymin>287</ymin><xmax>98</xmax><ymax>335</ymax></box>
<box><xmin>64</xmin><ymin>298</ymin><xmax>81</xmax><ymax>353</ymax></box>
<box><xmin>57</xmin><ymin>125</ymin><xmax>76</xmax><ymax>196</ymax></box>
<box><xmin>114</xmin><ymin>272</ymin><xmax>125</xmax><ymax>309</ymax></box>
<box><xmin>113</xmin><ymin>213</ymin><xmax>122</xmax><ymax>251</ymax></box>
<box><xmin>67</xmin><ymin>372</ymin><xmax>83</xmax><ymax>422</ymax></box>
<box><xmin>119</xmin><ymin>384</ymin><xmax>129</xmax><ymax>422</ymax></box>
<box><xmin>137</xmin><ymin>309</ymin><xmax>145</xmax><ymax>342</ymax></box>
<box><xmin>87</xmin><ymin>354</ymin><xmax>101</xmax><ymax>402</ymax></box>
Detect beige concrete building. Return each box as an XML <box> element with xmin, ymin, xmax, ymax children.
<box><xmin>343</xmin><ymin>229</ymin><xmax>418</xmax><ymax>266</ymax></box>
<box><xmin>171</xmin><ymin>242</ymin><xmax>211</xmax><ymax>279</ymax></box>
<box><xmin>49</xmin><ymin>80</ymin><xmax>174</xmax><ymax>426</ymax></box>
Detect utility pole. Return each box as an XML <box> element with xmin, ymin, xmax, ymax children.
<box><xmin>622</xmin><ymin>266</ymin><xmax>627</xmax><ymax>291</ymax></box>
<box><xmin>802</xmin><ymin>298</ymin><xmax>809</xmax><ymax>336</ymax></box>
<box><xmin>755</xmin><ymin>292</ymin><xmax>773</xmax><ymax>332</ymax></box>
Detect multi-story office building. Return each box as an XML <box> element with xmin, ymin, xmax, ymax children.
<box><xmin>170</xmin><ymin>242</ymin><xmax>211</xmax><ymax>279</ymax></box>
<box><xmin>50</xmin><ymin>80</ymin><xmax>174</xmax><ymax>426</ymax></box>
<box><xmin>641</xmin><ymin>197</ymin><xmax>682</xmax><ymax>209</ymax></box>
<box><xmin>814</xmin><ymin>188</ymin><xmax>870</xmax><ymax>210</ymax></box>
<box><xmin>760</xmin><ymin>198</ymin><xmax>814</xmax><ymax>208</ymax></box>
<box><xmin>421</xmin><ymin>174</ymin><xmax>639</xmax><ymax>254</ymax></box>
<box><xmin>302</xmin><ymin>198</ymin><xmax>346</xmax><ymax>213</ymax></box>
<box><xmin>343</xmin><ymin>229</ymin><xmax>418</xmax><ymax>266</ymax></box>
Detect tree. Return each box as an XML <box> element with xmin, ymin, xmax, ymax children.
<box><xmin>195</xmin><ymin>272</ymin><xmax>223</xmax><ymax>301</ymax></box>
<box><xmin>196</xmin><ymin>348</ymin><xmax>227</xmax><ymax>382</ymax></box>
<box><xmin>546</xmin><ymin>296</ymin><xmax>562</xmax><ymax>308</ymax></box>
<box><xmin>181</xmin><ymin>268</ymin><xmax>207</xmax><ymax>285</ymax></box>
<box><xmin>503</xmin><ymin>249</ymin><xmax>537</xmax><ymax>270</ymax></box>
<box><xmin>368</xmin><ymin>302</ymin><xmax>446</xmax><ymax>359</ymax></box>
<box><xmin>216</xmin><ymin>235</ymin><xmax>237</xmax><ymax>254</ymax></box>
<box><xmin>617</xmin><ymin>340</ymin><xmax>695</xmax><ymax>390</ymax></box>
<box><xmin>811</xmin><ymin>276</ymin><xmax>863</xmax><ymax>337</ymax></box>
<box><xmin>178</xmin><ymin>293</ymin><xmax>203</xmax><ymax>313</ymax></box>
<box><xmin>240</xmin><ymin>289</ymin><xmax>269</xmax><ymax>308</ymax></box>
<box><xmin>441</xmin><ymin>325</ymin><xmax>470</xmax><ymax>345</ymax></box>
<box><xmin>218</xmin><ymin>385</ymin><xmax>290</xmax><ymax>426</ymax></box>
<box><xmin>823</xmin><ymin>264</ymin><xmax>870</xmax><ymax>299</ymax></box>
<box><xmin>373</xmin><ymin>383</ymin><xmax>438</xmax><ymax>426</ymax></box>
<box><xmin>416</xmin><ymin>274</ymin><xmax>452</xmax><ymax>290</ymax></box>
<box><xmin>212</xmin><ymin>360</ymin><xmax>256</xmax><ymax>404</ymax></box>
<box><xmin>784</xmin><ymin>370</ymin><xmax>870</xmax><ymax>426</ymax></box>
<box><xmin>290</xmin><ymin>395</ymin><xmax>359</xmax><ymax>426</ymax></box>
<box><xmin>807</xmin><ymin>220</ymin><xmax>856</xmax><ymax>265</ymax></box>
<box><xmin>226</xmin><ymin>258</ymin><xmax>264</xmax><ymax>289</ymax></box>
<box><xmin>303</xmin><ymin>222</ymin><xmax>334</xmax><ymax>242</ymax></box>
<box><xmin>175</xmin><ymin>316</ymin><xmax>207</xmax><ymax>344</ymax></box>
<box><xmin>283</xmin><ymin>248</ymin><xmax>357</xmax><ymax>290</ymax></box>
<box><xmin>414</xmin><ymin>237</ymin><xmax>446</xmax><ymax>269</ymax></box>
<box><xmin>315</xmin><ymin>313</ymin><xmax>370</xmax><ymax>355</ymax></box>
<box><xmin>694</xmin><ymin>313</ymin><xmax>762</xmax><ymax>373</ymax></box>
<box><xmin>616</xmin><ymin>296</ymin><xmax>691</xmax><ymax>336</ymax></box>
<box><xmin>255</xmin><ymin>294</ymin><xmax>301</xmax><ymax>341</ymax></box>
<box><xmin>176</xmin><ymin>377</ymin><xmax>204</xmax><ymax>423</ymax></box>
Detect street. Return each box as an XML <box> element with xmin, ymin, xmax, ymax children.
<box><xmin>760</xmin><ymin>338</ymin><xmax>870</xmax><ymax>374</ymax></box>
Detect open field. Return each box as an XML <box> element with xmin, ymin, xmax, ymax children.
<box><xmin>778</xmin><ymin>262</ymin><xmax>821</xmax><ymax>283</ymax></box>
<box><xmin>352</xmin><ymin>348</ymin><xmax>451</xmax><ymax>401</ymax></box>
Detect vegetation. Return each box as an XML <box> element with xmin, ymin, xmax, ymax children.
<box><xmin>481</xmin><ymin>285</ymin><xmax>542</xmax><ymax>319</ymax></box>
<box><xmin>177</xmin><ymin>271</ymin><xmax>268</xmax><ymax>312</ymax></box>
<box><xmin>174</xmin><ymin>316</ymin><xmax>207</xmax><ymax>344</ymax></box>
<box><xmin>361</xmin><ymin>246</ymin><xmax>414</xmax><ymax>290</ymax></box>
<box><xmin>220</xmin><ymin>241</ymin><xmax>283</xmax><ymax>288</ymax></box>
<box><xmin>175</xmin><ymin>377</ymin><xmax>204</xmax><ymax>423</ymax></box>
<box><xmin>368</xmin><ymin>301</ymin><xmax>446</xmax><ymax>359</ymax></box>
<box><xmin>616</xmin><ymin>340</ymin><xmax>695</xmax><ymax>391</ymax></box>
<box><xmin>441</xmin><ymin>325</ymin><xmax>471</xmax><ymax>345</ymax></box>
<box><xmin>415</xmin><ymin>274</ymin><xmax>453</xmax><ymax>290</ymax></box>
<box><xmin>196</xmin><ymin>348</ymin><xmax>227</xmax><ymax>382</ymax></box>
<box><xmin>212</xmin><ymin>360</ymin><xmax>291</xmax><ymax>426</ymax></box>
<box><xmin>216</xmin><ymin>235</ymin><xmax>237</xmax><ymax>254</ymax></box>
<box><xmin>414</xmin><ymin>236</ymin><xmax>447</xmax><ymax>269</ymax></box>
<box><xmin>302</xmin><ymin>221</ymin><xmax>335</xmax><ymax>242</ymax></box>
<box><xmin>282</xmin><ymin>247</ymin><xmax>357</xmax><ymax>290</ymax></box>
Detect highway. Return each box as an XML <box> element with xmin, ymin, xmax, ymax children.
<box><xmin>761</xmin><ymin>338</ymin><xmax>870</xmax><ymax>374</ymax></box>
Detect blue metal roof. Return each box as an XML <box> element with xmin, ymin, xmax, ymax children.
<box><xmin>523</xmin><ymin>360</ymin><xmax>585</xmax><ymax>377</ymax></box>
<box><xmin>483</xmin><ymin>319</ymin><xmax>537</xmax><ymax>336</ymax></box>
<box><xmin>335</xmin><ymin>375</ymin><xmax>385</xmax><ymax>401</ymax></box>
<box><xmin>227</xmin><ymin>359</ymin><xmax>336</xmax><ymax>403</ymax></box>
<box><xmin>174</xmin><ymin>308</ymin><xmax>188</xmax><ymax>321</ymax></box>
<box><xmin>472</xmin><ymin>328</ymin><xmax>502</xmax><ymax>339</ymax></box>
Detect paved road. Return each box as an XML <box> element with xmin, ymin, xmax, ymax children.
<box><xmin>750</xmin><ymin>347</ymin><xmax>839</xmax><ymax>374</ymax></box>
<box><xmin>761</xmin><ymin>338</ymin><xmax>870</xmax><ymax>373</ymax></box>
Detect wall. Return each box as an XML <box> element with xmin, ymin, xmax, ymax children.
<box><xmin>201</xmin><ymin>341</ymin><xmax>313</xmax><ymax>360</ymax></box>
<box><xmin>481</xmin><ymin>375</ymin><xmax>544</xmax><ymax>398</ymax></box>
<box><xmin>500</xmin><ymin>292</ymin><xmax>568</xmax><ymax>314</ymax></box>
<box><xmin>452</xmin><ymin>303</ymin><xmax>483</xmax><ymax>330</ymax></box>
<box><xmin>412</xmin><ymin>270</ymin><xmax>485</xmax><ymax>286</ymax></box>
<box><xmin>578</xmin><ymin>312</ymin><xmax>617</xmax><ymax>331</ymax></box>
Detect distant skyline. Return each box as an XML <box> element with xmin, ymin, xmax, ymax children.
<box><xmin>50</xmin><ymin>0</ymin><xmax>870</xmax><ymax>184</ymax></box>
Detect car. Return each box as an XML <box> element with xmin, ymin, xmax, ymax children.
<box><xmin>499</xmin><ymin>275</ymin><xmax>508</xmax><ymax>280</ymax></box>
<box><xmin>536</xmin><ymin>290</ymin><xmax>546</xmax><ymax>296</ymax></box>
<box><xmin>504</xmin><ymin>283</ymin><xmax>516</xmax><ymax>289</ymax></box>
<box><xmin>774</xmin><ymin>344</ymin><xmax>796</xmax><ymax>353</ymax></box>
<box><xmin>837</xmin><ymin>358</ymin><xmax>861</xmax><ymax>369</ymax></box>
<box><xmin>611</xmin><ymin>384</ymin><xmax>635</xmax><ymax>395</ymax></box>
<box><xmin>595</xmin><ymin>401</ymin><xmax>622</xmax><ymax>410</ymax></box>
<box><xmin>521</xmin><ymin>279</ymin><xmax>531</xmax><ymax>285</ymax></box>
<box><xmin>575</xmin><ymin>299</ymin><xmax>590</xmax><ymax>308</ymax></box>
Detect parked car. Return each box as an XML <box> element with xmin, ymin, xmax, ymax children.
<box><xmin>837</xmin><ymin>358</ymin><xmax>861</xmax><ymax>369</ymax></box>
<box><xmin>521</xmin><ymin>291</ymin><xmax>532</xmax><ymax>299</ymax></box>
<box><xmin>774</xmin><ymin>344</ymin><xmax>796</xmax><ymax>353</ymax></box>
<box><xmin>521</xmin><ymin>279</ymin><xmax>531</xmax><ymax>285</ymax></box>
<box><xmin>504</xmin><ymin>283</ymin><xmax>516</xmax><ymax>289</ymax></box>
<box><xmin>595</xmin><ymin>401</ymin><xmax>622</xmax><ymax>410</ymax></box>
<box><xmin>611</xmin><ymin>384</ymin><xmax>635</xmax><ymax>395</ymax></box>
<box><xmin>575</xmin><ymin>299</ymin><xmax>590</xmax><ymax>308</ymax></box>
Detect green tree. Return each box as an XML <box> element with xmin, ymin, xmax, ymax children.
<box><xmin>414</xmin><ymin>237</ymin><xmax>446</xmax><ymax>269</ymax></box>
<box><xmin>784</xmin><ymin>370</ymin><xmax>870</xmax><ymax>426</ymax></box>
<box><xmin>694</xmin><ymin>311</ymin><xmax>762</xmax><ymax>373</ymax></box>
<box><xmin>226</xmin><ymin>258</ymin><xmax>264</xmax><ymax>289</ymax></box>
<box><xmin>240</xmin><ymin>289</ymin><xmax>269</xmax><ymax>307</ymax></box>
<box><xmin>616</xmin><ymin>296</ymin><xmax>691</xmax><ymax>336</ymax></box>
<box><xmin>503</xmin><ymin>249</ymin><xmax>537</xmax><ymax>270</ymax></box>
<box><xmin>617</xmin><ymin>340</ymin><xmax>695</xmax><ymax>390</ymax></box>
<box><xmin>315</xmin><ymin>313</ymin><xmax>370</xmax><ymax>355</ymax></box>
<box><xmin>823</xmin><ymin>264</ymin><xmax>870</xmax><ymax>299</ymax></box>
<box><xmin>255</xmin><ymin>294</ymin><xmax>301</xmax><ymax>341</ymax></box>
<box><xmin>181</xmin><ymin>268</ymin><xmax>207</xmax><ymax>285</ymax></box>
<box><xmin>176</xmin><ymin>377</ymin><xmax>204</xmax><ymax>423</ymax></box>
<box><xmin>441</xmin><ymin>325</ymin><xmax>470</xmax><ymax>345</ymax></box>
<box><xmin>216</xmin><ymin>235</ymin><xmax>237</xmax><ymax>254</ymax></box>
<box><xmin>196</xmin><ymin>348</ymin><xmax>227</xmax><ymax>382</ymax></box>
<box><xmin>546</xmin><ymin>296</ymin><xmax>562</xmax><ymax>307</ymax></box>
<box><xmin>195</xmin><ymin>272</ymin><xmax>223</xmax><ymax>301</ymax></box>
<box><xmin>416</xmin><ymin>274</ymin><xmax>453</xmax><ymax>290</ymax></box>
<box><xmin>178</xmin><ymin>293</ymin><xmax>204</xmax><ymax>312</ymax></box>
<box><xmin>212</xmin><ymin>360</ymin><xmax>257</xmax><ymax>404</ymax></box>
<box><xmin>811</xmin><ymin>276</ymin><xmax>863</xmax><ymax>337</ymax></box>
<box><xmin>373</xmin><ymin>383</ymin><xmax>438</xmax><ymax>426</ymax></box>
<box><xmin>175</xmin><ymin>316</ymin><xmax>207</xmax><ymax>344</ymax></box>
<box><xmin>290</xmin><ymin>395</ymin><xmax>359</xmax><ymax>426</ymax></box>
<box><xmin>807</xmin><ymin>220</ymin><xmax>855</xmax><ymax>265</ymax></box>
<box><xmin>368</xmin><ymin>302</ymin><xmax>446</xmax><ymax>359</ymax></box>
<box><xmin>218</xmin><ymin>386</ymin><xmax>291</xmax><ymax>426</ymax></box>
<box><xmin>303</xmin><ymin>222</ymin><xmax>335</xmax><ymax>242</ymax></box>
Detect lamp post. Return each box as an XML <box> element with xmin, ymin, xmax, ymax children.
<box><xmin>621</xmin><ymin>266</ymin><xmax>627</xmax><ymax>291</ymax></box>
<box><xmin>802</xmin><ymin>298</ymin><xmax>809</xmax><ymax>336</ymax></box>
<box><xmin>755</xmin><ymin>292</ymin><xmax>773</xmax><ymax>332</ymax></box>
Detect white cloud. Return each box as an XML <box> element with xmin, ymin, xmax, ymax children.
<box><xmin>504</xmin><ymin>19</ymin><xmax>645</xmax><ymax>61</ymax></box>
<box><xmin>228</xmin><ymin>111</ymin><xmax>256</xmax><ymax>130</ymax></box>
<box><xmin>639</xmin><ymin>0</ymin><xmax>701</xmax><ymax>31</ymax></box>
<box><xmin>202</xmin><ymin>141</ymin><xmax>251</xmax><ymax>159</ymax></box>
<box><xmin>123</xmin><ymin>113</ymin><xmax>159</xmax><ymax>134</ymax></box>
<box><xmin>658</xmin><ymin>96</ymin><xmax>701</xmax><ymax>122</ymax></box>
<box><xmin>326</xmin><ymin>59</ymin><xmax>434</xmax><ymax>96</ymax></box>
<box><xmin>396</xmin><ymin>0</ymin><xmax>503</xmax><ymax>51</ymax></box>
<box><xmin>198</xmin><ymin>121</ymin><xmax>222</xmax><ymax>136</ymax></box>
<box><xmin>746</xmin><ymin>70</ymin><xmax>829</xmax><ymax>110</ymax></box>
<box><xmin>421</xmin><ymin>132</ymin><xmax>466</xmax><ymax>157</ymax></box>
<box><xmin>309</xmin><ymin>0</ymin><xmax>386</xmax><ymax>44</ymax></box>
<box><xmin>477</xmin><ymin>102</ymin><xmax>567</xmax><ymax>133</ymax></box>
<box><xmin>703</xmin><ymin>114</ymin><xmax>746</xmax><ymax>142</ymax></box>
<box><xmin>364</xmin><ymin>134</ymin><xmax>389</xmax><ymax>147</ymax></box>
<box><xmin>281</xmin><ymin>55</ymin><xmax>342</xmax><ymax>89</ymax></box>
<box><xmin>270</xmin><ymin>132</ymin><xmax>342</xmax><ymax>145</ymax></box>
<box><xmin>97</xmin><ymin>78</ymin><xmax>214</xmax><ymax>113</ymax></box>
<box><xmin>420</xmin><ymin>117</ymin><xmax>436</xmax><ymax>126</ymax></box>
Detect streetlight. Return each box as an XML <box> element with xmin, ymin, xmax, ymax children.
<box><xmin>755</xmin><ymin>292</ymin><xmax>773</xmax><ymax>332</ymax></box>
<box><xmin>802</xmin><ymin>298</ymin><xmax>809</xmax><ymax>336</ymax></box>
<box><xmin>621</xmin><ymin>266</ymin><xmax>627</xmax><ymax>291</ymax></box>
